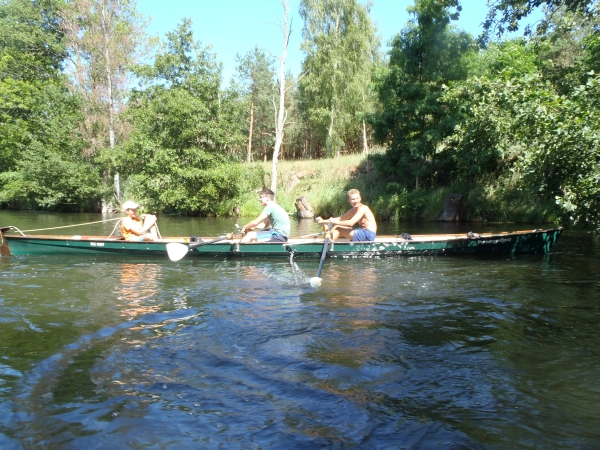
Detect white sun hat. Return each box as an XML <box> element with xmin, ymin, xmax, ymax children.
<box><xmin>122</xmin><ymin>200</ymin><xmax>140</xmax><ymax>211</ymax></box>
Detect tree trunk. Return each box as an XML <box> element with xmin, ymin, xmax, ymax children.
<box><xmin>438</xmin><ymin>194</ymin><xmax>463</xmax><ymax>222</ymax></box>
<box><xmin>101</xmin><ymin>3</ymin><xmax>119</xmax><ymax>203</ymax></box>
<box><xmin>271</xmin><ymin>0</ymin><xmax>290</xmax><ymax>195</ymax></box>
<box><xmin>295</xmin><ymin>196</ymin><xmax>315</xmax><ymax>219</ymax></box>
<box><xmin>362</xmin><ymin>119</ymin><xmax>368</xmax><ymax>154</ymax></box>
<box><xmin>328</xmin><ymin>102</ymin><xmax>335</xmax><ymax>156</ymax></box>
<box><xmin>247</xmin><ymin>96</ymin><xmax>254</xmax><ymax>163</ymax></box>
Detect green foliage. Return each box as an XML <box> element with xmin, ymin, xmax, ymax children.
<box><xmin>123</xmin><ymin>158</ymin><xmax>264</xmax><ymax>216</ymax></box>
<box><xmin>370</xmin><ymin>0</ymin><xmax>474</xmax><ymax>188</ymax></box>
<box><xmin>0</xmin><ymin>0</ymin><xmax>67</xmax><ymax>172</ymax></box>
<box><xmin>58</xmin><ymin>0</ymin><xmax>150</xmax><ymax>162</ymax></box>
<box><xmin>0</xmin><ymin>0</ymin><xmax>66</xmax><ymax>79</ymax></box>
<box><xmin>0</xmin><ymin>142</ymin><xmax>104</xmax><ymax>210</ymax></box>
<box><xmin>481</xmin><ymin>0</ymin><xmax>596</xmax><ymax>41</ymax></box>
<box><xmin>467</xmin><ymin>38</ymin><xmax>540</xmax><ymax>79</ymax></box>
<box><xmin>112</xmin><ymin>19</ymin><xmax>249</xmax><ymax>215</ymax></box>
<box><xmin>0</xmin><ymin>79</ymin><xmax>105</xmax><ymax>209</ymax></box>
<box><xmin>0</xmin><ymin>0</ymin><xmax>105</xmax><ymax>210</ymax></box>
<box><xmin>298</xmin><ymin>0</ymin><xmax>379</xmax><ymax>156</ymax></box>
<box><xmin>235</xmin><ymin>46</ymin><xmax>276</xmax><ymax>162</ymax></box>
<box><xmin>1</xmin><ymin>0</ymin><xmax>597</xmax><ymax>228</ymax></box>
<box><xmin>442</xmin><ymin>71</ymin><xmax>599</xmax><ymax>227</ymax></box>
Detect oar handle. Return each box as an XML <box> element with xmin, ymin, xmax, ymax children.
<box><xmin>188</xmin><ymin>233</ymin><xmax>232</xmax><ymax>249</ymax></box>
<box><xmin>316</xmin><ymin>221</ymin><xmax>333</xmax><ymax>278</ymax></box>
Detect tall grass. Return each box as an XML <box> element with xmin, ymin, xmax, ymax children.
<box><xmin>247</xmin><ymin>154</ymin><xmax>371</xmax><ymax>218</ymax></box>
<box><xmin>234</xmin><ymin>153</ymin><xmax>563</xmax><ymax>225</ymax></box>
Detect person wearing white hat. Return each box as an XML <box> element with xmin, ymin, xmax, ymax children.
<box><xmin>120</xmin><ymin>201</ymin><xmax>158</xmax><ymax>241</ymax></box>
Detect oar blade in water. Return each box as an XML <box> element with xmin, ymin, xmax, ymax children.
<box><xmin>166</xmin><ymin>242</ymin><xmax>190</xmax><ymax>262</ymax></box>
<box><xmin>309</xmin><ymin>277</ymin><xmax>322</xmax><ymax>288</ymax></box>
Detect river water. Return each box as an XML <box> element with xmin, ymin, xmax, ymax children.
<box><xmin>0</xmin><ymin>211</ymin><xmax>598</xmax><ymax>449</ymax></box>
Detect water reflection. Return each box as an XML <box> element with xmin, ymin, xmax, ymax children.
<box><xmin>117</xmin><ymin>263</ymin><xmax>162</xmax><ymax>319</ymax></box>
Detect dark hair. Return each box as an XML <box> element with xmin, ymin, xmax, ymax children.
<box><xmin>259</xmin><ymin>188</ymin><xmax>275</xmax><ymax>200</ymax></box>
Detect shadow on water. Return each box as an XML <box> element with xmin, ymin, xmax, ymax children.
<box><xmin>0</xmin><ymin>214</ymin><xmax>598</xmax><ymax>448</ymax></box>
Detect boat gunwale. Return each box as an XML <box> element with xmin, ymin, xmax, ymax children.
<box><xmin>1</xmin><ymin>227</ymin><xmax>563</xmax><ymax>259</ymax></box>
<box><xmin>2</xmin><ymin>227</ymin><xmax>562</xmax><ymax>244</ymax></box>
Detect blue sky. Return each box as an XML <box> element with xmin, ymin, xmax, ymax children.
<box><xmin>138</xmin><ymin>0</ymin><xmax>540</xmax><ymax>83</ymax></box>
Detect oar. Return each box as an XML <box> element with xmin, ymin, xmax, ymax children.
<box><xmin>295</xmin><ymin>232</ymin><xmax>325</xmax><ymax>239</ymax></box>
<box><xmin>166</xmin><ymin>233</ymin><xmax>232</xmax><ymax>262</ymax></box>
<box><xmin>309</xmin><ymin>221</ymin><xmax>333</xmax><ymax>287</ymax></box>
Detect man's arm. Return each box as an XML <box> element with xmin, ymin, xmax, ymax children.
<box><xmin>140</xmin><ymin>214</ymin><xmax>157</xmax><ymax>233</ymax></box>
<box><xmin>242</xmin><ymin>213</ymin><xmax>268</xmax><ymax>233</ymax></box>
<box><xmin>330</xmin><ymin>206</ymin><xmax>368</xmax><ymax>227</ymax></box>
<box><xmin>315</xmin><ymin>208</ymin><xmax>351</xmax><ymax>225</ymax></box>
<box><xmin>122</xmin><ymin>215</ymin><xmax>156</xmax><ymax>236</ymax></box>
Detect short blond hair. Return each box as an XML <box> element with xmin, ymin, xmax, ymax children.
<box><xmin>347</xmin><ymin>189</ymin><xmax>360</xmax><ymax>197</ymax></box>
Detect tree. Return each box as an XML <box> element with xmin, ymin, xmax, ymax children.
<box><xmin>371</xmin><ymin>0</ymin><xmax>473</xmax><ymax>188</ymax></box>
<box><xmin>0</xmin><ymin>0</ymin><xmax>65</xmax><ymax>172</ymax></box>
<box><xmin>531</xmin><ymin>4</ymin><xmax>600</xmax><ymax>90</ymax></box>
<box><xmin>113</xmin><ymin>19</ymin><xmax>253</xmax><ymax>214</ymax></box>
<box><xmin>299</xmin><ymin>0</ymin><xmax>379</xmax><ymax>156</ymax></box>
<box><xmin>235</xmin><ymin>46</ymin><xmax>276</xmax><ymax>162</ymax></box>
<box><xmin>482</xmin><ymin>0</ymin><xmax>596</xmax><ymax>41</ymax></box>
<box><xmin>0</xmin><ymin>0</ymin><xmax>104</xmax><ymax>210</ymax></box>
<box><xmin>442</xmin><ymin>72</ymin><xmax>599</xmax><ymax>228</ymax></box>
<box><xmin>270</xmin><ymin>0</ymin><xmax>293</xmax><ymax>193</ymax></box>
<box><xmin>59</xmin><ymin>0</ymin><xmax>149</xmax><ymax>204</ymax></box>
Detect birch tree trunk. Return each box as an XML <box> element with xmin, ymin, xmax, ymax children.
<box><xmin>271</xmin><ymin>0</ymin><xmax>291</xmax><ymax>194</ymax></box>
<box><xmin>59</xmin><ymin>0</ymin><xmax>148</xmax><ymax>207</ymax></box>
<box><xmin>328</xmin><ymin>101</ymin><xmax>335</xmax><ymax>155</ymax></box>
<box><xmin>299</xmin><ymin>0</ymin><xmax>377</xmax><ymax>158</ymax></box>
<box><xmin>362</xmin><ymin>119</ymin><xmax>369</xmax><ymax>154</ymax></box>
<box><xmin>327</xmin><ymin>15</ymin><xmax>339</xmax><ymax>157</ymax></box>
<box><xmin>100</xmin><ymin>1</ymin><xmax>120</xmax><ymax>202</ymax></box>
<box><xmin>247</xmin><ymin>96</ymin><xmax>254</xmax><ymax>162</ymax></box>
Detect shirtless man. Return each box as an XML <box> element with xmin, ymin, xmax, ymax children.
<box><xmin>316</xmin><ymin>189</ymin><xmax>377</xmax><ymax>241</ymax></box>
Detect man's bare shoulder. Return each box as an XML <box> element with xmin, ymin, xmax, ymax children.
<box><xmin>357</xmin><ymin>204</ymin><xmax>373</xmax><ymax>215</ymax></box>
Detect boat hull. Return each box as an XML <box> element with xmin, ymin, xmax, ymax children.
<box><xmin>1</xmin><ymin>228</ymin><xmax>563</xmax><ymax>259</ymax></box>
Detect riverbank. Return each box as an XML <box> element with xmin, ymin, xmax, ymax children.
<box><xmin>235</xmin><ymin>154</ymin><xmax>564</xmax><ymax>226</ymax></box>
<box><xmin>0</xmin><ymin>152</ymin><xmax>566</xmax><ymax>226</ymax></box>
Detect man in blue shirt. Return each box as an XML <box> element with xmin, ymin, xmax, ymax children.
<box><xmin>241</xmin><ymin>188</ymin><xmax>291</xmax><ymax>242</ymax></box>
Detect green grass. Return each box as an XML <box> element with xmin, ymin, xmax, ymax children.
<box><xmin>234</xmin><ymin>153</ymin><xmax>564</xmax><ymax>225</ymax></box>
<box><xmin>246</xmin><ymin>154</ymin><xmax>371</xmax><ymax>218</ymax></box>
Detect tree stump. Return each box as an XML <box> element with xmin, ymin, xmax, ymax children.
<box><xmin>438</xmin><ymin>194</ymin><xmax>464</xmax><ymax>222</ymax></box>
<box><xmin>0</xmin><ymin>229</ymin><xmax>11</xmax><ymax>256</ymax></box>
<box><xmin>295</xmin><ymin>196</ymin><xmax>315</xmax><ymax>219</ymax></box>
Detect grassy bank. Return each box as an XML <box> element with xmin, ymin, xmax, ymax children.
<box><xmin>234</xmin><ymin>154</ymin><xmax>563</xmax><ymax>225</ymax></box>
<box><xmin>234</xmin><ymin>154</ymin><xmax>370</xmax><ymax>219</ymax></box>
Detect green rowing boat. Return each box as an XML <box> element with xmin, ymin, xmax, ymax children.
<box><xmin>1</xmin><ymin>226</ymin><xmax>563</xmax><ymax>259</ymax></box>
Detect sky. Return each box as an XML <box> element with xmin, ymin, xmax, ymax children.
<box><xmin>138</xmin><ymin>0</ymin><xmax>541</xmax><ymax>83</ymax></box>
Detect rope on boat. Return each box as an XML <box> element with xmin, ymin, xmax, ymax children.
<box><xmin>22</xmin><ymin>217</ymin><xmax>163</xmax><ymax>240</ymax></box>
<box><xmin>21</xmin><ymin>217</ymin><xmax>123</xmax><ymax>233</ymax></box>
<box><xmin>107</xmin><ymin>219</ymin><xmax>123</xmax><ymax>238</ymax></box>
